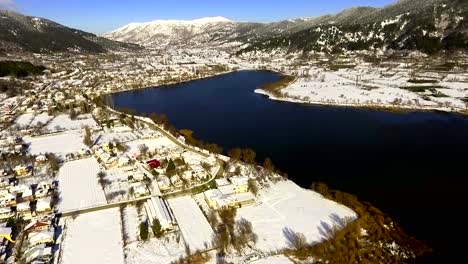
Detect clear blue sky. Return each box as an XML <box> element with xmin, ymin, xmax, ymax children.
<box><xmin>9</xmin><ymin>0</ymin><xmax>396</xmax><ymax>34</ymax></box>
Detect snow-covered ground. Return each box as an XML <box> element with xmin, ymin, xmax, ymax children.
<box><xmin>14</xmin><ymin>113</ymin><xmax>35</xmax><ymax>128</ymax></box>
<box><xmin>57</xmin><ymin>158</ymin><xmax>107</xmax><ymax>212</ymax></box>
<box><xmin>25</xmin><ymin>131</ymin><xmax>86</xmax><ymax>156</ymax></box>
<box><xmin>60</xmin><ymin>208</ymin><xmax>125</xmax><ymax>264</ymax></box>
<box><xmin>125</xmin><ymin>137</ymin><xmax>179</xmax><ymax>156</ymax></box>
<box><xmin>30</xmin><ymin>112</ymin><xmax>53</xmax><ymax>126</ymax></box>
<box><xmin>122</xmin><ymin>205</ymin><xmax>140</xmax><ymax>243</ymax></box>
<box><xmin>251</xmin><ymin>255</ymin><xmax>293</xmax><ymax>264</ymax></box>
<box><xmin>237</xmin><ymin>180</ymin><xmax>356</xmax><ymax>252</ymax></box>
<box><xmin>94</xmin><ymin>130</ymin><xmax>139</xmax><ymax>145</ymax></box>
<box><xmin>168</xmin><ymin>196</ymin><xmax>215</xmax><ymax>252</ymax></box>
<box><xmin>258</xmin><ymin>67</ymin><xmax>468</xmax><ymax>113</ymax></box>
<box><xmin>125</xmin><ymin>233</ymin><xmax>187</xmax><ymax>264</ymax></box>
<box><xmin>123</xmin><ymin>203</ymin><xmax>187</xmax><ymax>264</ymax></box>
<box><xmin>45</xmin><ymin>114</ymin><xmax>98</xmax><ymax>132</ymax></box>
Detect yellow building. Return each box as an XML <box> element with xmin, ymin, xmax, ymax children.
<box><xmin>230</xmin><ymin>176</ymin><xmax>249</xmax><ymax>193</ymax></box>
<box><xmin>14</xmin><ymin>165</ymin><xmax>29</xmax><ymax>176</ymax></box>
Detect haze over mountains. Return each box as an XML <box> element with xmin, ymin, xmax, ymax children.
<box><xmin>1</xmin><ymin>0</ymin><xmax>467</xmax><ymax>54</ymax></box>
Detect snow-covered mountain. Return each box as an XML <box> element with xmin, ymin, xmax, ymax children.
<box><xmin>103</xmin><ymin>16</ymin><xmax>236</xmax><ymax>47</ymax></box>
<box><xmin>104</xmin><ymin>0</ymin><xmax>468</xmax><ymax>55</ymax></box>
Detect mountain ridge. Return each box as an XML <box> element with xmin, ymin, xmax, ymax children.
<box><xmin>104</xmin><ymin>0</ymin><xmax>467</xmax><ymax>55</ymax></box>
<box><xmin>0</xmin><ymin>9</ymin><xmax>141</xmax><ymax>53</ymax></box>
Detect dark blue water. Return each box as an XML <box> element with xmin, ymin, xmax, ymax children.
<box><xmin>111</xmin><ymin>70</ymin><xmax>468</xmax><ymax>262</ymax></box>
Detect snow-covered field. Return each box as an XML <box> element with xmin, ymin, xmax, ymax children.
<box><xmin>25</xmin><ymin>131</ymin><xmax>86</xmax><ymax>156</ymax></box>
<box><xmin>30</xmin><ymin>112</ymin><xmax>53</xmax><ymax>126</ymax></box>
<box><xmin>251</xmin><ymin>255</ymin><xmax>293</xmax><ymax>264</ymax></box>
<box><xmin>61</xmin><ymin>208</ymin><xmax>125</xmax><ymax>264</ymax></box>
<box><xmin>125</xmin><ymin>233</ymin><xmax>187</xmax><ymax>264</ymax></box>
<box><xmin>122</xmin><ymin>205</ymin><xmax>187</xmax><ymax>264</ymax></box>
<box><xmin>237</xmin><ymin>180</ymin><xmax>356</xmax><ymax>252</ymax></box>
<box><xmin>94</xmin><ymin>130</ymin><xmax>139</xmax><ymax>145</ymax></box>
<box><xmin>122</xmin><ymin>205</ymin><xmax>140</xmax><ymax>243</ymax></box>
<box><xmin>14</xmin><ymin>113</ymin><xmax>35</xmax><ymax>127</ymax></box>
<box><xmin>58</xmin><ymin>158</ymin><xmax>107</xmax><ymax>212</ymax></box>
<box><xmin>168</xmin><ymin>196</ymin><xmax>215</xmax><ymax>251</ymax></box>
<box><xmin>45</xmin><ymin>114</ymin><xmax>98</xmax><ymax>132</ymax></box>
<box><xmin>259</xmin><ymin>67</ymin><xmax>468</xmax><ymax>113</ymax></box>
<box><xmin>125</xmin><ymin>137</ymin><xmax>179</xmax><ymax>155</ymax></box>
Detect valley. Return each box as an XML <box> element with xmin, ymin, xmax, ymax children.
<box><xmin>0</xmin><ymin>0</ymin><xmax>467</xmax><ymax>263</ymax></box>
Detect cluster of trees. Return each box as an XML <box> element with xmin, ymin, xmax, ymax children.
<box><xmin>139</xmin><ymin>219</ymin><xmax>164</xmax><ymax>241</ymax></box>
<box><xmin>83</xmin><ymin>126</ymin><xmax>93</xmax><ymax>147</ymax></box>
<box><xmin>178</xmin><ymin>129</ymin><xmax>223</xmax><ymax>154</ymax></box>
<box><xmin>228</xmin><ymin>148</ymin><xmax>283</xmax><ymax>177</ymax></box>
<box><xmin>0</xmin><ymin>61</ymin><xmax>46</xmax><ymax>78</ymax></box>
<box><xmin>45</xmin><ymin>153</ymin><xmax>60</xmax><ymax>172</ymax></box>
<box><xmin>227</xmin><ymin>148</ymin><xmax>256</xmax><ymax>164</ymax></box>
<box><xmin>258</xmin><ymin>75</ymin><xmax>295</xmax><ymax>97</ymax></box>
<box><xmin>283</xmin><ymin>181</ymin><xmax>431</xmax><ymax>262</ymax></box>
<box><xmin>97</xmin><ymin>171</ymin><xmax>109</xmax><ymax>191</ymax></box>
<box><xmin>211</xmin><ymin>208</ymin><xmax>258</xmax><ymax>254</ymax></box>
<box><xmin>170</xmin><ymin>246</ymin><xmax>211</xmax><ymax>264</ymax></box>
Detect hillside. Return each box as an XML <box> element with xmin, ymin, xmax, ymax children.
<box><xmin>241</xmin><ymin>0</ymin><xmax>468</xmax><ymax>55</ymax></box>
<box><xmin>103</xmin><ymin>16</ymin><xmax>237</xmax><ymax>48</ymax></box>
<box><xmin>0</xmin><ymin>10</ymin><xmax>141</xmax><ymax>53</ymax></box>
<box><xmin>104</xmin><ymin>0</ymin><xmax>467</xmax><ymax>55</ymax></box>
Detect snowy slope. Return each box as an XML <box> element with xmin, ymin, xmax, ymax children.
<box><xmin>103</xmin><ymin>17</ymin><xmax>235</xmax><ymax>47</ymax></box>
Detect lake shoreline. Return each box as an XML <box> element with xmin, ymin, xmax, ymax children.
<box><xmin>107</xmin><ymin>68</ymin><xmax>468</xmax><ymax>116</ymax></box>
<box><xmin>255</xmin><ymin>87</ymin><xmax>468</xmax><ymax>116</ymax></box>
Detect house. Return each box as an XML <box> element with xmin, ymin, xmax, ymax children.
<box><xmin>0</xmin><ymin>227</ymin><xmax>13</xmax><ymax>243</ymax></box>
<box><xmin>21</xmin><ymin>188</ymin><xmax>34</xmax><ymax>202</ymax></box>
<box><xmin>146</xmin><ymin>159</ymin><xmax>160</xmax><ymax>169</ymax></box>
<box><xmin>229</xmin><ymin>176</ymin><xmax>249</xmax><ymax>193</ymax></box>
<box><xmin>28</xmin><ymin>231</ymin><xmax>54</xmax><ymax>247</ymax></box>
<box><xmin>203</xmin><ymin>189</ymin><xmax>237</xmax><ymax>209</ymax></box>
<box><xmin>0</xmin><ymin>193</ymin><xmax>16</xmax><ymax>207</ymax></box>
<box><xmin>133</xmin><ymin>171</ymin><xmax>146</xmax><ymax>182</ymax></box>
<box><xmin>182</xmin><ymin>171</ymin><xmax>195</xmax><ymax>181</ymax></box>
<box><xmin>132</xmin><ymin>183</ymin><xmax>149</xmax><ymax>197</ymax></box>
<box><xmin>118</xmin><ymin>156</ymin><xmax>130</xmax><ymax>167</ymax></box>
<box><xmin>35</xmin><ymin>155</ymin><xmax>48</xmax><ymax>163</ymax></box>
<box><xmin>24</xmin><ymin>220</ymin><xmax>51</xmax><ymax>233</ymax></box>
<box><xmin>170</xmin><ymin>175</ymin><xmax>182</xmax><ymax>188</ymax></box>
<box><xmin>0</xmin><ymin>190</ymin><xmax>8</xmax><ymax>199</ymax></box>
<box><xmin>218</xmin><ymin>184</ymin><xmax>235</xmax><ymax>196</ymax></box>
<box><xmin>23</xmin><ymin>244</ymin><xmax>52</xmax><ymax>263</ymax></box>
<box><xmin>215</xmin><ymin>178</ymin><xmax>230</xmax><ymax>187</ymax></box>
<box><xmin>10</xmin><ymin>184</ymin><xmax>29</xmax><ymax>195</ymax></box>
<box><xmin>157</xmin><ymin>176</ymin><xmax>171</xmax><ymax>191</ymax></box>
<box><xmin>35</xmin><ymin>198</ymin><xmax>52</xmax><ymax>215</ymax></box>
<box><xmin>17</xmin><ymin>202</ymin><xmax>32</xmax><ymax>220</ymax></box>
<box><xmin>102</xmin><ymin>143</ymin><xmax>114</xmax><ymax>153</ymax></box>
<box><xmin>234</xmin><ymin>192</ymin><xmax>256</xmax><ymax>207</ymax></box>
<box><xmin>78</xmin><ymin>148</ymin><xmax>92</xmax><ymax>157</ymax></box>
<box><xmin>0</xmin><ymin>178</ymin><xmax>8</xmax><ymax>189</ymax></box>
<box><xmin>34</xmin><ymin>182</ymin><xmax>52</xmax><ymax>198</ymax></box>
<box><xmin>0</xmin><ymin>207</ymin><xmax>14</xmax><ymax>221</ymax></box>
<box><xmin>13</xmin><ymin>165</ymin><xmax>29</xmax><ymax>177</ymax></box>
<box><xmin>204</xmin><ymin>189</ymin><xmax>223</xmax><ymax>209</ymax></box>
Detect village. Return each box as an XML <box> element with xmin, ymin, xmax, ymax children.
<box><xmin>2</xmin><ymin>46</ymin><xmax>463</xmax><ymax>263</ymax></box>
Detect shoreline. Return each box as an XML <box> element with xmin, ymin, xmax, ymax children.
<box><xmin>255</xmin><ymin>88</ymin><xmax>468</xmax><ymax>116</ymax></box>
<box><xmin>104</xmin><ymin>68</ymin><xmax>250</xmax><ymax>96</ymax></box>
<box><xmin>104</xmin><ymin>67</ymin><xmax>468</xmax><ymax>116</ymax></box>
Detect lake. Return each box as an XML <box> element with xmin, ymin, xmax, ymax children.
<box><xmin>110</xmin><ymin>70</ymin><xmax>468</xmax><ymax>262</ymax></box>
